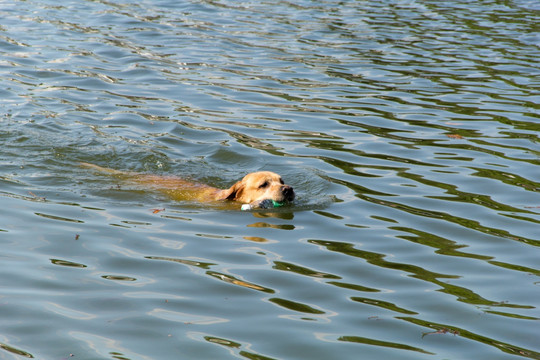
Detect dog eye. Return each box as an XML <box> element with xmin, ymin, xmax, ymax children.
<box><xmin>259</xmin><ymin>181</ymin><xmax>269</xmax><ymax>188</ymax></box>
<box><xmin>279</xmin><ymin>179</ymin><xmax>284</xmax><ymax>185</ymax></box>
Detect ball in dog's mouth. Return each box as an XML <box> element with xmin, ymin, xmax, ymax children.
<box><xmin>241</xmin><ymin>199</ymin><xmax>286</xmax><ymax>211</ymax></box>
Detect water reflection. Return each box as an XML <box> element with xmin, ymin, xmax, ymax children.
<box><xmin>351</xmin><ymin>297</ymin><xmax>417</xmax><ymax>315</ymax></box>
<box><xmin>50</xmin><ymin>259</ymin><xmax>88</xmax><ymax>268</ymax></box>
<box><xmin>401</xmin><ymin>317</ymin><xmax>540</xmax><ymax>359</ymax></box>
<box><xmin>247</xmin><ymin>221</ymin><xmax>295</xmax><ymax>229</ymax></box>
<box><xmin>310</xmin><ymin>238</ymin><xmax>534</xmax><ymax>312</ymax></box>
<box><xmin>273</xmin><ymin>261</ymin><xmax>340</xmax><ymax>279</ymax></box>
<box><xmin>146</xmin><ymin>256</ymin><xmax>215</xmax><ymax>269</ymax></box>
<box><xmin>337</xmin><ymin>335</ymin><xmax>433</xmax><ymax>355</ymax></box>
<box><xmin>268</xmin><ymin>298</ymin><xmax>325</xmax><ymax>315</ymax></box>
<box><xmin>206</xmin><ymin>271</ymin><xmax>274</xmax><ymax>293</ymax></box>
<box><xmin>0</xmin><ymin>342</ymin><xmax>34</xmax><ymax>359</ymax></box>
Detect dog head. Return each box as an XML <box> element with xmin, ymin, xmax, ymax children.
<box><xmin>217</xmin><ymin>171</ymin><xmax>295</xmax><ymax>204</ymax></box>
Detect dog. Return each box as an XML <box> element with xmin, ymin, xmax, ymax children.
<box><xmin>80</xmin><ymin>162</ymin><xmax>295</xmax><ymax>205</ymax></box>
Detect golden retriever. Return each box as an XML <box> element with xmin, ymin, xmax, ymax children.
<box><xmin>81</xmin><ymin>162</ymin><xmax>295</xmax><ymax>206</ymax></box>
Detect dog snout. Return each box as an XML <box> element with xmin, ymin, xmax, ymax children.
<box><xmin>281</xmin><ymin>185</ymin><xmax>295</xmax><ymax>201</ymax></box>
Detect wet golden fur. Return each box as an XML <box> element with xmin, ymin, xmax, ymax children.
<box><xmin>81</xmin><ymin>163</ymin><xmax>295</xmax><ymax>204</ymax></box>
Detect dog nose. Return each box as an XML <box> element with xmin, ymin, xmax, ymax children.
<box><xmin>282</xmin><ymin>185</ymin><xmax>295</xmax><ymax>200</ymax></box>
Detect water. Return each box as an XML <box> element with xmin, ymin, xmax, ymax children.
<box><xmin>1</xmin><ymin>0</ymin><xmax>539</xmax><ymax>359</ymax></box>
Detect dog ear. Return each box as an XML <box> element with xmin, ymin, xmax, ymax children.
<box><xmin>215</xmin><ymin>181</ymin><xmax>244</xmax><ymax>201</ymax></box>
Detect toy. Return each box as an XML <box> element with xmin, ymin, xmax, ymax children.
<box><xmin>241</xmin><ymin>199</ymin><xmax>284</xmax><ymax>211</ymax></box>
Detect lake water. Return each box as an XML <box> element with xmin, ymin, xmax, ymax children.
<box><xmin>1</xmin><ymin>0</ymin><xmax>539</xmax><ymax>359</ymax></box>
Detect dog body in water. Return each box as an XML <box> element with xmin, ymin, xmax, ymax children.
<box><xmin>80</xmin><ymin>163</ymin><xmax>295</xmax><ymax>205</ymax></box>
